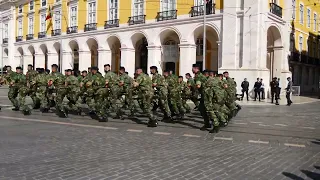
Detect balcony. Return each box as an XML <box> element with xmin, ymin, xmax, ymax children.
<box><xmin>190</xmin><ymin>3</ymin><xmax>215</xmax><ymax>17</ymax></box>
<box><xmin>67</xmin><ymin>26</ymin><xmax>78</xmax><ymax>34</ymax></box>
<box><xmin>156</xmin><ymin>10</ymin><xmax>177</xmax><ymax>22</ymax></box>
<box><xmin>128</xmin><ymin>15</ymin><xmax>146</xmax><ymax>25</ymax></box>
<box><xmin>269</xmin><ymin>3</ymin><xmax>282</xmax><ymax>18</ymax></box>
<box><xmin>51</xmin><ymin>29</ymin><xmax>61</xmax><ymax>36</ymax></box>
<box><xmin>104</xmin><ymin>19</ymin><xmax>119</xmax><ymax>29</ymax></box>
<box><xmin>16</xmin><ymin>36</ymin><xmax>23</xmax><ymax>42</ymax></box>
<box><xmin>2</xmin><ymin>38</ymin><xmax>8</xmax><ymax>44</ymax></box>
<box><xmin>84</xmin><ymin>23</ymin><xmax>97</xmax><ymax>32</ymax></box>
<box><xmin>38</xmin><ymin>32</ymin><xmax>46</xmax><ymax>39</ymax></box>
<box><xmin>26</xmin><ymin>34</ymin><xmax>34</xmax><ymax>40</ymax></box>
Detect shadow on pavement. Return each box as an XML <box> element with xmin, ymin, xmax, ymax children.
<box><xmin>283</xmin><ymin>170</ymin><xmax>320</xmax><ymax>180</ymax></box>
<box><xmin>282</xmin><ymin>172</ymin><xmax>304</xmax><ymax>180</ymax></box>
<box><xmin>311</xmin><ymin>139</ymin><xmax>320</xmax><ymax>145</ymax></box>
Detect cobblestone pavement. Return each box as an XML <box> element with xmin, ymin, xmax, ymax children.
<box><xmin>0</xmin><ymin>88</ymin><xmax>319</xmax><ymax>180</ymax></box>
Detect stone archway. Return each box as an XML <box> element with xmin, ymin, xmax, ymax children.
<box><xmin>28</xmin><ymin>45</ymin><xmax>36</xmax><ymax>67</ymax></box>
<box><xmin>86</xmin><ymin>38</ymin><xmax>98</xmax><ymax>67</ymax></box>
<box><xmin>69</xmin><ymin>40</ymin><xmax>79</xmax><ymax>71</ymax></box>
<box><xmin>193</xmin><ymin>25</ymin><xmax>219</xmax><ymax>72</ymax></box>
<box><xmin>131</xmin><ymin>33</ymin><xmax>148</xmax><ymax>73</ymax></box>
<box><xmin>53</xmin><ymin>42</ymin><xmax>61</xmax><ymax>71</ymax></box>
<box><xmin>159</xmin><ymin>29</ymin><xmax>180</xmax><ymax>75</ymax></box>
<box><xmin>39</xmin><ymin>44</ymin><xmax>48</xmax><ymax>69</ymax></box>
<box><xmin>267</xmin><ymin>26</ymin><xmax>282</xmax><ymax>80</ymax></box>
<box><xmin>107</xmin><ymin>36</ymin><xmax>121</xmax><ymax>72</ymax></box>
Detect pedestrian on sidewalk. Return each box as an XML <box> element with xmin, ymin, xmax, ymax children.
<box><xmin>285</xmin><ymin>77</ymin><xmax>293</xmax><ymax>106</ymax></box>
<box><xmin>254</xmin><ymin>78</ymin><xmax>262</xmax><ymax>101</ymax></box>
<box><xmin>241</xmin><ymin>78</ymin><xmax>249</xmax><ymax>101</ymax></box>
<box><xmin>260</xmin><ymin>78</ymin><xmax>265</xmax><ymax>100</ymax></box>
<box><xmin>270</xmin><ymin>77</ymin><xmax>280</xmax><ymax>105</ymax></box>
<box><xmin>278</xmin><ymin>78</ymin><xmax>281</xmax><ymax>100</ymax></box>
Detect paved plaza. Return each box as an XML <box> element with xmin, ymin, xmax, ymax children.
<box><xmin>0</xmin><ymin>87</ymin><xmax>319</xmax><ymax>180</ymax></box>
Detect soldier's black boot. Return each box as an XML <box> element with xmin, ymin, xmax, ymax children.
<box><xmin>220</xmin><ymin>121</ymin><xmax>228</xmax><ymax>127</ymax></box>
<box><xmin>98</xmin><ymin>115</ymin><xmax>108</xmax><ymax>122</ymax></box>
<box><xmin>162</xmin><ymin>116</ymin><xmax>174</xmax><ymax>123</ymax></box>
<box><xmin>147</xmin><ymin>120</ymin><xmax>157</xmax><ymax>127</ymax></box>
<box><xmin>41</xmin><ymin>108</ymin><xmax>49</xmax><ymax>113</ymax></box>
<box><xmin>76</xmin><ymin>109</ymin><xmax>83</xmax><ymax>116</ymax></box>
<box><xmin>200</xmin><ymin>124</ymin><xmax>211</xmax><ymax>131</ymax></box>
<box><xmin>209</xmin><ymin>126</ymin><xmax>220</xmax><ymax>133</ymax></box>
<box><xmin>12</xmin><ymin>107</ymin><xmax>19</xmax><ymax>111</ymax></box>
<box><xmin>33</xmin><ymin>104</ymin><xmax>41</xmax><ymax>109</ymax></box>
<box><xmin>23</xmin><ymin>109</ymin><xmax>31</xmax><ymax>115</ymax></box>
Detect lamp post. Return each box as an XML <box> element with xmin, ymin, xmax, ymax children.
<box><xmin>202</xmin><ymin>0</ymin><xmax>206</xmax><ymax>71</ymax></box>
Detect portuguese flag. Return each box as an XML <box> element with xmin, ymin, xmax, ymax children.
<box><xmin>45</xmin><ymin>5</ymin><xmax>53</xmax><ymax>21</ymax></box>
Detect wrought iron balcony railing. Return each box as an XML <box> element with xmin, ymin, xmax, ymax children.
<box><xmin>67</xmin><ymin>26</ymin><xmax>78</xmax><ymax>34</ymax></box>
<box><xmin>128</xmin><ymin>15</ymin><xmax>146</xmax><ymax>25</ymax></box>
<box><xmin>84</xmin><ymin>23</ymin><xmax>97</xmax><ymax>32</ymax></box>
<box><xmin>51</xmin><ymin>29</ymin><xmax>61</xmax><ymax>36</ymax></box>
<box><xmin>104</xmin><ymin>19</ymin><xmax>119</xmax><ymax>29</ymax></box>
<box><xmin>156</xmin><ymin>10</ymin><xmax>177</xmax><ymax>22</ymax></box>
<box><xmin>190</xmin><ymin>3</ymin><xmax>215</xmax><ymax>17</ymax></box>
<box><xmin>16</xmin><ymin>36</ymin><xmax>23</xmax><ymax>42</ymax></box>
<box><xmin>2</xmin><ymin>38</ymin><xmax>8</xmax><ymax>44</ymax></box>
<box><xmin>269</xmin><ymin>3</ymin><xmax>282</xmax><ymax>18</ymax></box>
<box><xmin>38</xmin><ymin>32</ymin><xmax>46</xmax><ymax>38</ymax></box>
<box><xmin>26</xmin><ymin>34</ymin><xmax>34</xmax><ymax>40</ymax></box>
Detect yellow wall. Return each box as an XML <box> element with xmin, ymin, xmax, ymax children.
<box><xmin>119</xmin><ymin>0</ymin><xmax>131</xmax><ymax>24</ymax></box>
<box><xmin>97</xmin><ymin>0</ymin><xmax>107</xmax><ymax>28</ymax></box>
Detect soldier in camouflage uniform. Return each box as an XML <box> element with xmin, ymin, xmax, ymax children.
<box><xmin>119</xmin><ymin>67</ymin><xmax>133</xmax><ymax>112</ymax></box>
<box><xmin>150</xmin><ymin>66</ymin><xmax>172</xmax><ymax>122</ymax></box>
<box><xmin>223</xmin><ymin>71</ymin><xmax>238</xmax><ymax>119</ymax></box>
<box><xmin>185</xmin><ymin>73</ymin><xmax>199</xmax><ymax>110</ymax></box>
<box><xmin>26</xmin><ymin>64</ymin><xmax>40</xmax><ymax>109</ymax></box>
<box><xmin>79</xmin><ymin>70</ymin><xmax>87</xmax><ymax>104</ymax></box>
<box><xmin>9</xmin><ymin>67</ymin><xmax>25</xmax><ymax>111</ymax></box>
<box><xmin>31</xmin><ymin>68</ymin><xmax>50</xmax><ymax>112</ymax></box>
<box><xmin>178</xmin><ymin>76</ymin><xmax>191</xmax><ymax>113</ymax></box>
<box><xmin>65</xmin><ymin>69</ymin><xmax>82</xmax><ymax>115</ymax></box>
<box><xmin>133</xmin><ymin>68</ymin><xmax>157</xmax><ymax>127</ymax></box>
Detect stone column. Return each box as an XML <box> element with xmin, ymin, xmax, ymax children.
<box><xmin>61</xmin><ymin>51</ymin><xmax>73</xmax><ymax>71</ymax></box>
<box><xmin>273</xmin><ymin>47</ymin><xmax>284</xmax><ymax>79</ymax></box>
<box><xmin>23</xmin><ymin>55</ymin><xmax>34</xmax><ymax>73</ymax></box>
<box><xmin>147</xmin><ymin>46</ymin><xmax>162</xmax><ymax>74</ymax></box>
<box><xmin>34</xmin><ymin>53</ymin><xmax>45</xmax><ymax>68</ymax></box>
<box><xmin>14</xmin><ymin>55</ymin><xmax>22</xmax><ymax>69</ymax></box>
<box><xmin>47</xmin><ymin>53</ymin><xmax>59</xmax><ymax>71</ymax></box>
<box><xmin>98</xmin><ymin>49</ymin><xmax>112</xmax><ymax>71</ymax></box>
<box><xmin>120</xmin><ymin>48</ymin><xmax>135</xmax><ymax>77</ymax></box>
<box><xmin>78</xmin><ymin>51</ymin><xmax>91</xmax><ymax>71</ymax></box>
<box><xmin>179</xmin><ymin>44</ymin><xmax>196</xmax><ymax>78</ymax></box>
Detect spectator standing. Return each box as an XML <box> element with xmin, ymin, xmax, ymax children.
<box><xmin>254</xmin><ymin>78</ymin><xmax>262</xmax><ymax>101</ymax></box>
<box><xmin>260</xmin><ymin>79</ymin><xmax>265</xmax><ymax>100</ymax></box>
<box><xmin>285</xmin><ymin>77</ymin><xmax>293</xmax><ymax>106</ymax></box>
<box><xmin>241</xmin><ymin>78</ymin><xmax>249</xmax><ymax>101</ymax></box>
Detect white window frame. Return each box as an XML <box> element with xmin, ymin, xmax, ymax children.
<box><xmin>307</xmin><ymin>8</ymin><xmax>311</xmax><ymax>28</ymax></box>
<box><xmin>299</xmin><ymin>3</ymin><xmax>304</xmax><ymax>24</ymax></box>
<box><xmin>87</xmin><ymin>0</ymin><xmax>97</xmax><ymax>24</ymax></box>
<box><xmin>298</xmin><ymin>35</ymin><xmax>303</xmax><ymax>52</ymax></box>
<box><xmin>194</xmin><ymin>0</ymin><xmax>204</xmax><ymax>6</ymax></box>
<box><xmin>161</xmin><ymin>0</ymin><xmax>176</xmax><ymax>12</ymax></box>
<box><xmin>4</xmin><ymin>23</ymin><xmax>8</xmax><ymax>38</ymax></box>
<box><xmin>41</xmin><ymin>0</ymin><xmax>47</xmax><ymax>7</ymax></box>
<box><xmin>40</xmin><ymin>13</ymin><xmax>46</xmax><ymax>33</ymax></box>
<box><xmin>17</xmin><ymin>18</ymin><xmax>23</xmax><ymax>36</ymax></box>
<box><xmin>108</xmin><ymin>0</ymin><xmax>118</xmax><ymax>20</ymax></box>
<box><xmin>28</xmin><ymin>16</ymin><xmax>34</xmax><ymax>35</ymax></box>
<box><xmin>54</xmin><ymin>10</ymin><xmax>61</xmax><ymax>30</ymax></box>
<box><xmin>292</xmin><ymin>0</ymin><xmax>295</xmax><ymax>19</ymax></box>
<box><xmin>132</xmin><ymin>0</ymin><xmax>144</xmax><ymax>17</ymax></box>
<box><xmin>69</xmin><ymin>5</ymin><xmax>78</xmax><ymax>27</ymax></box>
<box><xmin>18</xmin><ymin>5</ymin><xmax>23</xmax><ymax>14</ymax></box>
<box><xmin>314</xmin><ymin>13</ymin><xmax>317</xmax><ymax>32</ymax></box>
<box><xmin>29</xmin><ymin>0</ymin><xmax>34</xmax><ymax>11</ymax></box>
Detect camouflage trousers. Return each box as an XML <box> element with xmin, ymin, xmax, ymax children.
<box><xmin>36</xmin><ymin>86</ymin><xmax>49</xmax><ymax>109</ymax></box>
<box><xmin>55</xmin><ymin>87</ymin><xmax>68</xmax><ymax>112</ymax></box>
<box><xmin>107</xmin><ymin>86</ymin><xmax>122</xmax><ymax>116</ymax></box>
<box><xmin>19</xmin><ymin>86</ymin><xmax>31</xmax><ymax>112</ymax></box>
<box><xmin>168</xmin><ymin>90</ymin><xmax>186</xmax><ymax>116</ymax></box>
<box><xmin>66</xmin><ymin>87</ymin><xmax>81</xmax><ymax>112</ymax></box>
<box><xmin>94</xmin><ymin>87</ymin><xmax>109</xmax><ymax>117</ymax></box>
<box><xmin>204</xmin><ymin>90</ymin><xmax>221</xmax><ymax>127</ymax></box>
<box><xmin>138</xmin><ymin>90</ymin><xmax>155</xmax><ymax>122</ymax></box>
<box><xmin>8</xmin><ymin>86</ymin><xmax>19</xmax><ymax>108</ymax></box>
<box><xmin>153</xmin><ymin>89</ymin><xmax>171</xmax><ymax>118</ymax></box>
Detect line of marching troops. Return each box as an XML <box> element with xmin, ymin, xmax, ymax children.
<box><xmin>2</xmin><ymin>63</ymin><xmax>241</xmax><ymax>133</ymax></box>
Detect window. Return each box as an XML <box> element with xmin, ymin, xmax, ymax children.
<box><xmin>4</xmin><ymin>24</ymin><xmax>8</xmax><ymax>38</ymax></box>
<box><xmin>70</xmin><ymin>6</ymin><xmax>77</xmax><ymax>26</ymax></box>
<box><xmin>133</xmin><ymin>0</ymin><xmax>144</xmax><ymax>17</ymax></box>
<box><xmin>314</xmin><ymin>13</ymin><xmax>317</xmax><ymax>31</ymax></box>
<box><xmin>28</xmin><ymin>16</ymin><xmax>34</xmax><ymax>34</ymax></box>
<box><xmin>41</xmin><ymin>0</ymin><xmax>47</xmax><ymax>7</ymax></box>
<box><xmin>299</xmin><ymin>4</ymin><xmax>303</xmax><ymax>24</ymax></box>
<box><xmin>40</xmin><ymin>13</ymin><xmax>46</xmax><ymax>32</ymax></box>
<box><xmin>18</xmin><ymin>19</ymin><xmax>23</xmax><ymax>36</ymax></box>
<box><xmin>299</xmin><ymin>36</ymin><xmax>303</xmax><ymax>52</ymax></box>
<box><xmin>307</xmin><ymin>8</ymin><xmax>311</xmax><ymax>27</ymax></box>
<box><xmin>194</xmin><ymin>0</ymin><xmax>204</xmax><ymax>6</ymax></box>
<box><xmin>18</xmin><ymin>5</ymin><xmax>22</xmax><ymax>13</ymax></box>
<box><xmin>88</xmin><ymin>1</ymin><xmax>96</xmax><ymax>23</ymax></box>
<box><xmin>162</xmin><ymin>0</ymin><xmax>176</xmax><ymax>12</ymax></box>
<box><xmin>292</xmin><ymin>0</ymin><xmax>295</xmax><ymax>19</ymax></box>
<box><xmin>30</xmin><ymin>0</ymin><xmax>34</xmax><ymax>11</ymax></box>
<box><xmin>54</xmin><ymin>10</ymin><xmax>61</xmax><ymax>30</ymax></box>
<box><xmin>196</xmin><ymin>38</ymin><xmax>204</xmax><ymax>56</ymax></box>
<box><xmin>109</xmin><ymin>0</ymin><xmax>118</xmax><ymax>20</ymax></box>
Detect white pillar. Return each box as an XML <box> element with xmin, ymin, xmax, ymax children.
<box><xmin>98</xmin><ymin>49</ymin><xmax>112</xmax><ymax>71</ymax></box>
<box><xmin>47</xmin><ymin>53</ymin><xmax>59</xmax><ymax>71</ymax></box>
<box><xmin>179</xmin><ymin>44</ymin><xmax>196</xmax><ymax>78</ymax></box>
<box><xmin>23</xmin><ymin>55</ymin><xmax>33</xmax><ymax>74</ymax></box>
<box><xmin>273</xmin><ymin>47</ymin><xmax>283</xmax><ymax>79</ymax></box>
<box><xmin>147</xmin><ymin>46</ymin><xmax>162</xmax><ymax>74</ymax></box>
<box><xmin>78</xmin><ymin>50</ymin><xmax>91</xmax><ymax>71</ymax></box>
<box><xmin>120</xmin><ymin>47</ymin><xmax>135</xmax><ymax>77</ymax></box>
<box><xmin>62</xmin><ymin>51</ymin><xmax>73</xmax><ymax>71</ymax></box>
<box><xmin>34</xmin><ymin>53</ymin><xmax>45</xmax><ymax>68</ymax></box>
<box><xmin>14</xmin><ymin>55</ymin><xmax>22</xmax><ymax>68</ymax></box>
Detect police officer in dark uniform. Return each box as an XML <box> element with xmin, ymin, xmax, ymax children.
<box><xmin>270</xmin><ymin>77</ymin><xmax>280</xmax><ymax>105</ymax></box>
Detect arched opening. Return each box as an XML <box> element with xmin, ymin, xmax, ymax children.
<box><xmin>3</xmin><ymin>48</ymin><xmax>8</xmax><ymax>69</ymax></box>
<box><xmin>86</xmin><ymin>38</ymin><xmax>98</xmax><ymax>67</ymax></box>
<box><xmin>193</xmin><ymin>25</ymin><xmax>219</xmax><ymax>72</ymax></box>
<box><xmin>4</xmin><ymin>48</ymin><xmax>8</xmax><ymax>57</ymax></box>
<box><xmin>159</xmin><ymin>29</ymin><xmax>180</xmax><ymax>75</ymax></box>
<box><xmin>39</xmin><ymin>44</ymin><xmax>48</xmax><ymax>69</ymax></box>
<box><xmin>28</xmin><ymin>45</ymin><xmax>36</xmax><ymax>67</ymax></box>
<box><xmin>17</xmin><ymin>47</ymin><xmax>24</xmax><ymax>67</ymax></box>
<box><xmin>267</xmin><ymin>26</ymin><xmax>282</xmax><ymax>80</ymax></box>
<box><xmin>53</xmin><ymin>42</ymin><xmax>61</xmax><ymax>71</ymax></box>
<box><xmin>131</xmin><ymin>33</ymin><xmax>148</xmax><ymax>73</ymax></box>
<box><xmin>107</xmin><ymin>36</ymin><xmax>121</xmax><ymax>73</ymax></box>
<box><xmin>69</xmin><ymin>40</ymin><xmax>79</xmax><ymax>72</ymax></box>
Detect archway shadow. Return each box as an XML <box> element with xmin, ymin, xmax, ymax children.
<box><xmin>283</xmin><ymin>170</ymin><xmax>320</xmax><ymax>180</ymax></box>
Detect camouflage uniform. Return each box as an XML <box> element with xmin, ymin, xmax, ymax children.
<box><xmin>179</xmin><ymin>80</ymin><xmax>191</xmax><ymax>113</ymax></box>
<box><xmin>194</xmin><ymin>71</ymin><xmax>210</xmax><ymax>129</ymax></box>
<box><xmin>92</xmin><ymin>73</ymin><xmax>108</xmax><ymax>120</ymax></box>
<box><xmin>49</xmin><ymin>71</ymin><xmax>67</xmax><ymax>116</ymax></box>
<box><xmin>224</xmin><ymin>77</ymin><xmax>238</xmax><ymax>117</ymax></box>
<box><xmin>166</xmin><ymin>74</ymin><xmax>185</xmax><ymax>118</ymax></box>
<box><xmin>26</xmin><ymin>69</ymin><xmax>39</xmax><ymax>108</ymax></box>
<box><xmin>31</xmin><ymin>71</ymin><xmax>49</xmax><ymax>111</ymax></box>
<box><xmin>187</xmin><ymin>78</ymin><xmax>199</xmax><ymax>108</ymax></box>
<box><xmin>105</xmin><ymin>71</ymin><xmax>122</xmax><ymax>117</ymax></box>
<box><xmin>119</xmin><ymin>72</ymin><xmax>133</xmax><ymax>112</ymax></box>
<box><xmin>9</xmin><ymin>72</ymin><xmax>25</xmax><ymax>110</ymax></box>
<box><xmin>152</xmin><ymin>73</ymin><xmax>172</xmax><ymax>120</ymax></box>
<box><xmin>65</xmin><ymin>74</ymin><xmax>81</xmax><ymax>113</ymax></box>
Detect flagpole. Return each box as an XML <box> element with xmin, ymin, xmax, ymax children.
<box><xmin>202</xmin><ymin>0</ymin><xmax>206</xmax><ymax>71</ymax></box>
